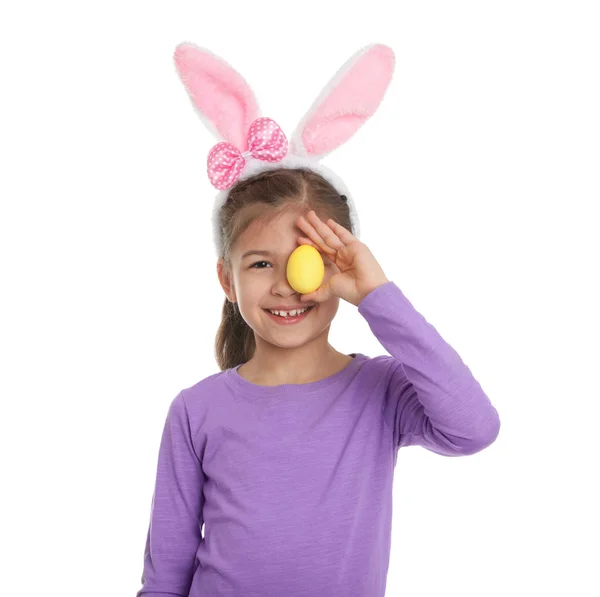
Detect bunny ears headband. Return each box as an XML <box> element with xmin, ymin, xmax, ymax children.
<box><xmin>172</xmin><ymin>42</ymin><xmax>396</xmax><ymax>257</ymax></box>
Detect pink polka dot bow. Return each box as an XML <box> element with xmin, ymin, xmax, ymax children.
<box><xmin>207</xmin><ymin>117</ymin><xmax>288</xmax><ymax>190</ymax></box>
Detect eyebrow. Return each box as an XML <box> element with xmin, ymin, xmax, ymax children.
<box><xmin>241</xmin><ymin>250</ymin><xmax>275</xmax><ymax>260</ymax></box>
<box><xmin>241</xmin><ymin>249</ymin><xmax>330</xmax><ymax>260</ymax></box>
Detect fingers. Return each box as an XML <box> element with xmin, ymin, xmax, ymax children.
<box><xmin>297</xmin><ymin>211</ymin><xmax>343</xmax><ymax>255</ymax></box>
<box><xmin>297</xmin><ymin>236</ymin><xmax>319</xmax><ymax>250</ymax></box>
<box><xmin>326</xmin><ymin>217</ymin><xmax>356</xmax><ymax>245</ymax></box>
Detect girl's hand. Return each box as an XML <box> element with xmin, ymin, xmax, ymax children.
<box><xmin>296</xmin><ymin>210</ymin><xmax>390</xmax><ymax>307</ymax></box>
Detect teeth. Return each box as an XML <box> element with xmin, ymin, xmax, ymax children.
<box><xmin>268</xmin><ymin>307</ymin><xmax>309</xmax><ymax>317</ymax></box>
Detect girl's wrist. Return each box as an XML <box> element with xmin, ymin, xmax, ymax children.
<box><xmin>356</xmin><ymin>278</ymin><xmax>390</xmax><ymax>305</ymax></box>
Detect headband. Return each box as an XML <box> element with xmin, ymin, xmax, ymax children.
<box><xmin>172</xmin><ymin>42</ymin><xmax>396</xmax><ymax>258</ymax></box>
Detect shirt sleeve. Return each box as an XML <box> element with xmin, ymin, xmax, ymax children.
<box><xmin>357</xmin><ymin>280</ymin><xmax>501</xmax><ymax>456</ymax></box>
<box><xmin>136</xmin><ymin>391</ymin><xmax>205</xmax><ymax>597</ymax></box>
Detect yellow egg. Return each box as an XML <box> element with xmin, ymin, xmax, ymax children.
<box><xmin>286</xmin><ymin>245</ymin><xmax>324</xmax><ymax>294</ymax></box>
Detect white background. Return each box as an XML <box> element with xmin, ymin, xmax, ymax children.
<box><xmin>1</xmin><ymin>1</ymin><xmax>599</xmax><ymax>595</ymax></box>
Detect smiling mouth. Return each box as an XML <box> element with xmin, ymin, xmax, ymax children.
<box><xmin>263</xmin><ymin>306</ymin><xmax>315</xmax><ymax>317</ymax></box>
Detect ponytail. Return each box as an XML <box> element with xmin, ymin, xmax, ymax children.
<box><xmin>215</xmin><ymin>297</ymin><xmax>255</xmax><ymax>371</ymax></box>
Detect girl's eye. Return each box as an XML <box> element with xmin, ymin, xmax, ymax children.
<box><xmin>250</xmin><ymin>259</ymin><xmax>331</xmax><ymax>269</ymax></box>
<box><xmin>250</xmin><ymin>261</ymin><xmax>272</xmax><ymax>269</ymax></box>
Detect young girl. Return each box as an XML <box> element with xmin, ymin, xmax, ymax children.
<box><xmin>136</xmin><ymin>43</ymin><xmax>501</xmax><ymax>597</ymax></box>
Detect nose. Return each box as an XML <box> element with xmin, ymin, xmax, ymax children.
<box><xmin>271</xmin><ymin>261</ymin><xmax>300</xmax><ymax>298</ymax></box>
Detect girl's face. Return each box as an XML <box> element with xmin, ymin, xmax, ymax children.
<box><xmin>218</xmin><ymin>209</ymin><xmax>342</xmax><ymax>350</ymax></box>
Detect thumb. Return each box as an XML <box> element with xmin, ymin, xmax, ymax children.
<box><xmin>300</xmin><ymin>280</ymin><xmax>332</xmax><ymax>305</ymax></box>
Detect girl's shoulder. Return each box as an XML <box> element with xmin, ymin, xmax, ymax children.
<box><xmin>359</xmin><ymin>353</ymin><xmax>398</xmax><ymax>376</ymax></box>
<box><xmin>180</xmin><ymin>368</ymin><xmax>230</xmax><ymax>404</ymax></box>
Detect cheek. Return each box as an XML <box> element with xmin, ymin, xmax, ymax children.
<box><xmin>315</xmin><ymin>296</ymin><xmax>340</xmax><ymax>321</ymax></box>
<box><xmin>236</xmin><ymin>276</ymin><xmax>271</xmax><ymax>306</ymax></box>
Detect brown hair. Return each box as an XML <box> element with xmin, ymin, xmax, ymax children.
<box><xmin>215</xmin><ymin>167</ymin><xmax>354</xmax><ymax>371</ymax></box>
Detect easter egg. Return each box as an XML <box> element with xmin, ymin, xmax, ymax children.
<box><xmin>286</xmin><ymin>245</ymin><xmax>324</xmax><ymax>294</ymax></box>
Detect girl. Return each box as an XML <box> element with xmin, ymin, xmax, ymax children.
<box><xmin>136</xmin><ymin>44</ymin><xmax>501</xmax><ymax>597</ymax></box>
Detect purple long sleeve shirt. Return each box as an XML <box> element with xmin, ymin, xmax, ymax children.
<box><xmin>136</xmin><ymin>280</ymin><xmax>500</xmax><ymax>597</ymax></box>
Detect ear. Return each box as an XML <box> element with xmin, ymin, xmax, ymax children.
<box><xmin>173</xmin><ymin>43</ymin><xmax>261</xmax><ymax>150</ymax></box>
<box><xmin>290</xmin><ymin>43</ymin><xmax>395</xmax><ymax>159</ymax></box>
<box><xmin>217</xmin><ymin>259</ymin><xmax>237</xmax><ymax>303</ymax></box>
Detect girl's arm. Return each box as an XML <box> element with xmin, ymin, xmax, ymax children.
<box><xmin>358</xmin><ymin>280</ymin><xmax>501</xmax><ymax>456</ymax></box>
<box><xmin>136</xmin><ymin>392</ymin><xmax>205</xmax><ymax>597</ymax></box>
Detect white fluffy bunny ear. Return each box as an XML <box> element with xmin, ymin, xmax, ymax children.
<box><xmin>173</xmin><ymin>43</ymin><xmax>261</xmax><ymax>150</ymax></box>
<box><xmin>290</xmin><ymin>43</ymin><xmax>395</xmax><ymax>159</ymax></box>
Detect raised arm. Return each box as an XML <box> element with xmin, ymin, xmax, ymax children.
<box><xmin>358</xmin><ymin>281</ymin><xmax>501</xmax><ymax>456</ymax></box>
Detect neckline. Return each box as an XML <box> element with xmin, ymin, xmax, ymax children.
<box><xmin>224</xmin><ymin>352</ymin><xmax>367</xmax><ymax>400</ymax></box>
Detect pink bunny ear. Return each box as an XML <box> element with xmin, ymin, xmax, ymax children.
<box><xmin>173</xmin><ymin>43</ymin><xmax>261</xmax><ymax>150</ymax></box>
<box><xmin>290</xmin><ymin>44</ymin><xmax>395</xmax><ymax>159</ymax></box>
